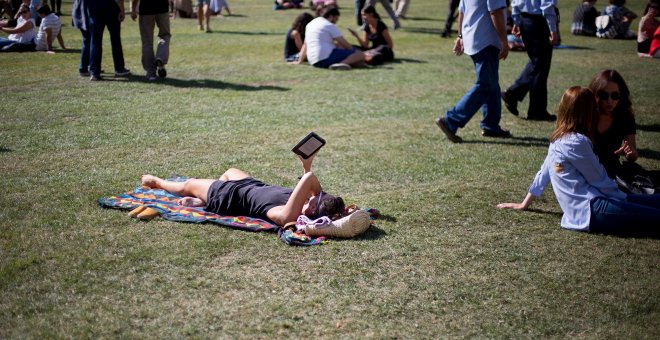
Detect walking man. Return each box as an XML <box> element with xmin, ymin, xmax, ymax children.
<box><xmin>501</xmin><ymin>0</ymin><xmax>558</xmax><ymax>121</ymax></box>
<box><xmin>131</xmin><ymin>0</ymin><xmax>171</xmax><ymax>81</ymax></box>
<box><xmin>435</xmin><ymin>0</ymin><xmax>510</xmax><ymax>143</ymax></box>
<box><xmin>88</xmin><ymin>0</ymin><xmax>130</xmax><ymax>80</ymax></box>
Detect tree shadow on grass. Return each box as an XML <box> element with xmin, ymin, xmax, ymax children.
<box><xmin>0</xmin><ymin>147</ymin><xmax>12</xmax><ymax>153</ymax></box>
<box><xmin>391</xmin><ymin>58</ymin><xmax>427</xmax><ymax>64</ymax></box>
<box><xmin>401</xmin><ymin>16</ymin><xmax>439</xmax><ymax>22</ymax></box>
<box><xmin>131</xmin><ymin>75</ymin><xmax>290</xmax><ymax>91</ymax></box>
<box><xmin>637</xmin><ymin>123</ymin><xmax>660</xmax><ymax>132</ymax></box>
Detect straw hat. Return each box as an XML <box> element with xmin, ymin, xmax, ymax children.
<box><xmin>304</xmin><ymin>210</ymin><xmax>370</xmax><ymax>238</ymax></box>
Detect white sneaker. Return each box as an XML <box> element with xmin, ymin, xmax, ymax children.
<box><xmin>329</xmin><ymin>63</ymin><xmax>351</xmax><ymax>70</ymax></box>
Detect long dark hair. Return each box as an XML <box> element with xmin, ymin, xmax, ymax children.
<box><xmin>315</xmin><ymin>192</ymin><xmax>345</xmax><ymax>221</ymax></box>
<box><xmin>550</xmin><ymin>87</ymin><xmax>599</xmax><ymax>142</ymax></box>
<box><xmin>362</xmin><ymin>5</ymin><xmax>381</xmax><ymax>21</ymax></box>
<box><xmin>292</xmin><ymin>12</ymin><xmax>314</xmax><ymax>40</ymax></box>
<box><xmin>588</xmin><ymin>69</ymin><xmax>633</xmax><ymax>119</ymax></box>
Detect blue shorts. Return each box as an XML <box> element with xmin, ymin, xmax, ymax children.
<box><xmin>313</xmin><ymin>48</ymin><xmax>355</xmax><ymax>68</ymax></box>
<box><xmin>197</xmin><ymin>0</ymin><xmax>210</xmax><ymax>5</ymax></box>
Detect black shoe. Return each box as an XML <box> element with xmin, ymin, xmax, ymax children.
<box><xmin>501</xmin><ymin>91</ymin><xmax>518</xmax><ymax>116</ymax></box>
<box><xmin>527</xmin><ymin>112</ymin><xmax>556</xmax><ymax>121</ymax></box>
<box><xmin>481</xmin><ymin>128</ymin><xmax>512</xmax><ymax>138</ymax></box>
<box><xmin>435</xmin><ymin>117</ymin><xmax>463</xmax><ymax>143</ymax></box>
<box><xmin>156</xmin><ymin>59</ymin><xmax>167</xmax><ymax>78</ymax></box>
<box><xmin>441</xmin><ymin>29</ymin><xmax>450</xmax><ymax>38</ymax></box>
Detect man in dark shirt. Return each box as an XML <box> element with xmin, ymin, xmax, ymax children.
<box><xmin>131</xmin><ymin>0</ymin><xmax>171</xmax><ymax>81</ymax></box>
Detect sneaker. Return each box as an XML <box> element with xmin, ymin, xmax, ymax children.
<box><xmin>90</xmin><ymin>74</ymin><xmax>102</xmax><ymax>81</ymax></box>
<box><xmin>435</xmin><ymin>117</ymin><xmax>463</xmax><ymax>143</ymax></box>
<box><xmin>198</xmin><ymin>24</ymin><xmax>203</xmax><ymax>31</ymax></box>
<box><xmin>329</xmin><ymin>63</ymin><xmax>351</xmax><ymax>70</ymax></box>
<box><xmin>156</xmin><ymin>59</ymin><xmax>167</xmax><ymax>78</ymax></box>
<box><xmin>501</xmin><ymin>91</ymin><xmax>518</xmax><ymax>116</ymax></box>
<box><xmin>148</xmin><ymin>74</ymin><xmax>158</xmax><ymax>82</ymax></box>
<box><xmin>79</xmin><ymin>71</ymin><xmax>90</xmax><ymax>77</ymax></box>
<box><xmin>481</xmin><ymin>128</ymin><xmax>512</xmax><ymax>138</ymax></box>
<box><xmin>114</xmin><ymin>69</ymin><xmax>131</xmax><ymax>77</ymax></box>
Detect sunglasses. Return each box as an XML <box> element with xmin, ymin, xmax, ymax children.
<box><xmin>597</xmin><ymin>91</ymin><xmax>620</xmax><ymax>101</ymax></box>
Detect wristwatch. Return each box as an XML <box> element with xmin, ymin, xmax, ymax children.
<box><xmin>457</xmin><ymin>34</ymin><xmax>463</xmax><ymax>39</ymax></box>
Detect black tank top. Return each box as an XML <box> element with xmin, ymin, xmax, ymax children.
<box><xmin>206</xmin><ymin>178</ymin><xmax>292</xmax><ymax>223</ymax></box>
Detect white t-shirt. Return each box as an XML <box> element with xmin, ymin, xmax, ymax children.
<box><xmin>9</xmin><ymin>17</ymin><xmax>36</xmax><ymax>44</ymax></box>
<box><xmin>35</xmin><ymin>13</ymin><xmax>61</xmax><ymax>51</ymax></box>
<box><xmin>304</xmin><ymin>17</ymin><xmax>342</xmax><ymax>64</ymax></box>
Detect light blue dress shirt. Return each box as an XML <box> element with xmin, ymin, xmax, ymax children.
<box><xmin>528</xmin><ymin>133</ymin><xmax>627</xmax><ymax>231</ymax></box>
<box><xmin>459</xmin><ymin>0</ymin><xmax>506</xmax><ymax>55</ymax></box>
<box><xmin>511</xmin><ymin>0</ymin><xmax>558</xmax><ymax>33</ymax></box>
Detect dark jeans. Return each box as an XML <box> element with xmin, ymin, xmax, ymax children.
<box><xmin>444</xmin><ymin>45</ymin><xmax>503</xmax><ymax>133</ymax></box>
<box><xmin>79</xmin><ymin>29</ymin><xmax>90</xmax><ymax>74</ymax></box>
<box><xmin>89</xmin><ymin>6</ymin><xmax>126</xmax><ymax>76</ymax></box>
<box><xmin>444</xmin><ymin>0</ymin><xmax>460</xmax><ymax>32</ymax></box>
<box><xmin>505</xmin><ymin>14</ymin><xmax>553</xmax><ymax>118</ymax></box>
<box><xmin>589</xmin><ymin>194</ymin><xmax>660</xmax><ymax>234</ymax></box>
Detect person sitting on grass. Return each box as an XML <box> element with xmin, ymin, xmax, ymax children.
<box><xmin>497</xmin><ymin>86</ymin><xmax>660</xmax><ymax>234</ymax></box>
<box><xmin>293</xmin><ymin>6</ymin><xmax>366</xmax><ymax>70</ymax></box>
<box><xmin>140</xmin><ymin>153</ymin><xmax>345</xmax><ymax>226</ymax></box>
<box><xmin>273</xmin><ymin>0</ymin><xmax>303</xmax><ymax>10</ymax></box>
<box><xmin>637</xmin><ymin>1</ymin><xmax>660</xmax><ymax>56</ymax></box>
<box><xmin>34</xmin><ymin>4</ymin><xmax>64</xmax><ymax>52</ymax></box>
<box><xmin>571</xmin><ymin>0</ymin><xmax>599</xmax><ymax>36</ymax></box>
<box><xmin>285</xmin><ymin>12</ymin><xmax>314</xmax><ymax>62</ymax></box>
<box><xmin>601</xmin><ymin>0</ymin><xmax>638</xmax><ymax>39</ymax></box>
<box><xmin>348</xmin><ymin>5</ymin><xmax>394</xmax><ymax>64</ymax></box>
<box><xmin>0</xmin><ymin>4</ymin><xmax>35</xmax><ymax>52</ymax></box>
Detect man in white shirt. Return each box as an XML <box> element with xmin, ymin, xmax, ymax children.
<box><xmin>35</xmin><ymin>4</ymin><xmax>64</xmax><ymax>52</ymax></box>
<box><xmin>296</xmin><ymin>6</ymin><xmax>365</xmax><ymax>70</ymax></box>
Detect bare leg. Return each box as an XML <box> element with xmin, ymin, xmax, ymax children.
<box><xmin>141</xmin><ymin>175</ymin><xmax>216</xmax><ymax>203</ymax></box>
<box><xmin>203</xmin><ymin>4</ymin><xmax>211</xmax><ymax>32</ymax></box>
<box><xmin>220</xmin><ymin>167</ymin><xmax>250</xmax><ymax>181</ymax></box>
<box><xmin>340</xmin><ymin>50</ymin><xmax>366</xmax><ymax>67</ymax></box>
<box><xmin>197</xmin><ymin>6</ymin><xmax>204</xmax><ymax>30</ymax></box>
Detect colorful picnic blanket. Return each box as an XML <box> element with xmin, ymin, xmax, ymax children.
<box><xmin>97</xmin><ymin>177</ymin><xmax>327</xmax><ymax>246</ymax></box>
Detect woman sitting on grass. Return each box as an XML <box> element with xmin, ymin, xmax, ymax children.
<box><xmin>497</xmin><ymin>86</ymin><xmax>660</xmax><ymax>234</ymax></box>
<box><xmin>141</xmin><ymin>153</ymin><xmax>345</xmax><ymax>226</ymax></box>
<box><xmin>0</xmin><ymin>4</ymin><xmax>35</xmax><ymax>52</ymax></box>
<box><xmin>284</xmin><ymin>12</ymin><xmax>314</xmax><ymax>62</ymax></box>
<box><xmin>348</xmin><ymin>5</ymin><xmax>394</xmax><ymax>63</ymax></box>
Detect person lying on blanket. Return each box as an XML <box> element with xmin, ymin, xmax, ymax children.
<box><xmin>140</xmin><ymin>153</ymin><xmax>345</xmax><ymax>226</ymax></box>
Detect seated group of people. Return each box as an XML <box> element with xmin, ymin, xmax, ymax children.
<box><xmin>0</xmin><ymin>3</ymin><xmax>64</xmax><ymax>52</ymax></box>
<box><xmin>572</xmin><ymin>0</ymin><xmax>660</xmax><ymax>57</ymax></box>
<box><xmin>498</xmin><ymin>69</ymin><xmax>659</xmax><ymax>234</ymax></box>
<box><xmin>284</xmin><ymin>5</ymin><xmax>394</xmax><ymax>70</ymax></box>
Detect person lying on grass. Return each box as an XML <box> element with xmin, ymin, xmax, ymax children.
<box><xmin>497</xmin><ymin>86</ymin><xmax>660</xmax><ymax>234</ymax></box>
<box><xmin>141</xmin><ymin>153</ymin><xmax>345</xmax><ymax>226</ymax></box>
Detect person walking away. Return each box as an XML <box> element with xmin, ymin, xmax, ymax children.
<box><xmin>131</xmin><ymin>0</ymin><xmax>171</xmax><ymax>81</ymax></box>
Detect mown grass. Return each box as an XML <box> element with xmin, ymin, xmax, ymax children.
<box><xmin>1</xmin><ymin>0</ymin><xmax>659</xmax><ymax>338</ymax></box>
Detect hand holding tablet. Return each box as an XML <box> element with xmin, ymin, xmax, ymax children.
<box><xmin>292</xmin><ymin>132</ymin><xmax>326</xmax><ymax>159</ymax></box>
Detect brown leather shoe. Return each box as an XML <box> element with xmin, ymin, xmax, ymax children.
<box><xmin>501</xmin><ymin>91</ymin><xmax>519</xmax><ymax>116</ymax></box>
<box><xmin>435</xmin><ymin>117</ymin><xmax>463</xmax><ymax>143</ymax></box>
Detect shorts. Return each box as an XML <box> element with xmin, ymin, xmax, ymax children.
<box><xmin>313</xmin><ymin>48</ymin><xmax>356</xmax><ymax>68</ymax></box>
<box><xmin>197</xmin><ymin>0</ymin><xmax>210</xmax><ymax>5</ymax></box>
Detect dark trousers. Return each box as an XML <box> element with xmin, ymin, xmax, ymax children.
<box><xmin>89</xmin><ymin>6</ymin><xmax>126</xmax><ymax>76</ymax></box>
<box><xmin>444</xmin><ymin>0</ymin><xmax>460</xmax><ymax>32</ymax></box>
<box><xmin>506</xmin><ymin>14</ymin><xmax>553</xmax><ymax>118</ymax></box>
<box><xmin>78</xmin><ymin>28</ymin><xmax>90</xmax><ymax>73</ymax></box>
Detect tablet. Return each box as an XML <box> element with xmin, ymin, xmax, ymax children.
<box><xmin>292</xmin><ymin>132</ymin><xmax>326</xmax><ymax>159</ymax></box>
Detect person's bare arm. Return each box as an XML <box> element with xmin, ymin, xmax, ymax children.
<box><xmin>490</xmin><ymin>7</ymin><xmax>509</xmax><ymax>60</ymax></box>
<box><xmin>497</xmin><ymin>192</ymin><xmax>536</xmax><ymax>210</ymax></box>
<box><xmin>348</xmin><ymin>27</ymin><xmax>368</xmax><ymax>49</ymax></box>
<box><xmin>268</xmin><ymin>171</ymin><xmax>322</xmax><ymax>225</ymax></box>
<box><xmin>56</xmin><ymin>31</ymin><xmax>65</xmax><ymax>49</ymax></box>
<box><xmin>334</xmin><ymin>36</ymin><xmax>353</xmax><ymax>49</ymax></box>
<box><xmin>615</xmin><ymin>135</ymin><xmax>638</xmax><ymax>162</ymax></box>
<box><xmin>291</xmin><ymin>42</ymin><xmax>307</xmax><ymax>64</ymax></box>
<box><xmin>0</xmin><ymin>20</ymin><xmax>33</xmax><ymax>34</ymax></box>
<box><xmin>453</xmin><ymin>11</ymin><xmax>464</xmax><ymax>56</ymax></box>
<box><xmin>45</xmin><ymin>27</ymin><xmax>54</xmax><ymax>51</ymax></box>
<box><xmin>292</xmin><ymin>30</ymin><xmax>303</xmax><ymax>50</ymax></box>
<box><xmin>382</xmin><ymin>28</ymin><xmax>393</xmax><ymax>49</ymax></box>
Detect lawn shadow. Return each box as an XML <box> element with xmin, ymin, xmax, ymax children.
<box><xmin>207</xmin><ymin>30</ymin><xmax>280</xmax><ymax>36</ymax></box>
<box><xmin>132</xmin><ymin>75</ymin><xmax>290</xmax><ymax>91</ymax></box>
<box><xmin>0</xmin><ymin>147</ymin><xmax>12</xmax><ymax>153</ymax></box>
<box><xmin>638</xmin><ymin>148</ymin><xmax>660</xmax><ymax>160</ymax></box>
<box><xmin>554</xmin><ymin>45</ymin><xmax>593</xmax><ymax>50</ymax></box>
<box><xmin>525</xmin><ymin>208</ymin><xmax>562</xmax><ymax>217</ymax></box>
<box><xmin>391</xmin><ymin>58</ymin><xmax>427</xmax><ymax>64</ymax></box>
<box><xmin>375</xmin><ymin>213</ymin><xmax>397</xmax><ymax>222</ymax></box>
<box><xmin>221</xmin><ymin>14</ymin><xmax>247</xmax><ymax>18</ymax></box>
<box><xmin>402</xmin><ymin>27</ymin><xmax>443</xmax><ymax>35</ymax></box>
<box><xmin>329</xmin><ymin>224</ymin><xmax>387</xmax><ymax>243</ymax></box>
<box><xmin>461</xmin><ymin>136</ymin><xmax>549</xmax><ymax>147</ymax></box>
<box><xmin>401</xmin><ymin>16</ymin><xmax>439</xmax><ymax>22</ymax></box>
<box><xmin>637</xmin><ymin>123</ymin><xmax>660</xmax><ymax>132</ymax></box>
<box><xmin>56</xmin><ymin>49</ymin><xmax>82</xmax><ymax>54</ymax></box>
<box><xmin>594</xmin><ymin>230</ymin><xmax>660</xmax><ymax>240</ymax></box>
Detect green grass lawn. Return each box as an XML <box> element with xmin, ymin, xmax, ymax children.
<box><xmin>1</xmin><ymin>0</ymin><xmax>659</xmax><ymax>337</ymax></box>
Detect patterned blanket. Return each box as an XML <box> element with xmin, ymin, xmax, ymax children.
<box><xmin>97</xmin><ymin>177</ymin><xmax>327</xmax><ymax>246</ymax></box>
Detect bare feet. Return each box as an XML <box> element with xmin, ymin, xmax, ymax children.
<box><xmin>178</xmin><ymin>197</ymin><xmax>205</xmax><ymax>207</ymax></box>
<box><xmin>141</xmin><ymin>174</ymin><xmax>162</xmax><ymax>188</ymax></box>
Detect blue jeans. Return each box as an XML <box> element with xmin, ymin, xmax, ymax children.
<box><xmin>79</xmin><ymin>29</ymin><xmax>90</xmax><ymax>74</ymax></box>
<box><xmin>89</xmin><ymin>6</ymin><xmax>126</xmax><ymax>76</ymax></box>
<box><xmin>589</xmin><ymin>194</ymin><xmax>660</xmax><ymax>234</ymax></box>
<box><xmin>444</xmin><ymin>45</ymin><xmax>503</xmax><ymax>133</ymax></box>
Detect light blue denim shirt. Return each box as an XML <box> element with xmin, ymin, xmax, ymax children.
<box><xmin>459</xmin><ymin>0</ymin><xmax>506</xmax><ymax>55</ymax></box>
<box><xmin>528</xmin><ymin>133</ymin><xmax>626</xmax><ymax>231</ymax></box>
<box><xmin>511</xmin><ymin>0</ymin><xmax>557</xmax><ymax>33</ymax></box>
